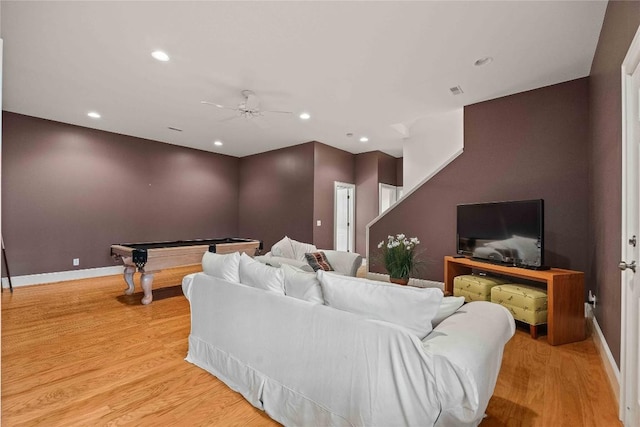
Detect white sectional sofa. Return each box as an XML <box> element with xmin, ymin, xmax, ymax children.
<box><xmin>254</xmin><ymin>236</ymin><xmax>363</xmax><ymax>276</ymax></box>
<box><xmin>182</xmin><ymin>251</ymin><xmax>515</xmax><ymax>427</ymax></box>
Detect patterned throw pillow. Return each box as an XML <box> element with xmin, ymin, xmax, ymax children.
<box><xmin>304</xmin><ymin>251</ymin><xmax>334</xmax><ymax>272</ymax></box>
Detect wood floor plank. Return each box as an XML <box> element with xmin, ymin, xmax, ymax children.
<box><xmin>2</xmin><ymin>266</ymin><xmax>620</xmax><ymax>426</ymax></box>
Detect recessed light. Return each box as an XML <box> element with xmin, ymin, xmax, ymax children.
<box><xmin>474</xmin><ymin>56</ymin><xmax>493</xmax><ymax>67</ymax></box>
<box><xmin>151</xmin><ymin>50</ymin><xmax>170</xmax><ymax>62</ymax></box>
<box><xmin>359</xmin><ymin>136</ymin><xmax>369</xmax><ymax>143</ymax></box>
<box><xmin>299</xmin><ymin>112</ymin><xmax>311</xmax><ymax>120</ymax></box>
<box><xmin>213</xmin><ymin>140</ymin><xmax>223</xmax><ymax>146</ymax></box>
<box><xmin>87</xmin><ymin>111</ymin><xmax>101</xmax><ymax>119</ymax></box>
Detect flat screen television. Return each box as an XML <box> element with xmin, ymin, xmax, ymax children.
<box><xmin>456</xmin><ymin>199</ymin><xmax>544</xmax><ymax>268</ymax></box>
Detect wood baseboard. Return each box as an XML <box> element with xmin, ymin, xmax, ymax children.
<box><xmin>585</xmin><ymin>303</ymin><xmax>620</xmax><ymax>410</ymax></box>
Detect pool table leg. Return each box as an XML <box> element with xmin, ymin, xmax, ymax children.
<box><xmin>140</xmin><ymin>271</ymin><xmax>155</xmax><ymax>305</ymax></box>
<box><xmin>123</xmin><ymin>265</ymin><xmax>136</xmax><ymax>295</ymax></box>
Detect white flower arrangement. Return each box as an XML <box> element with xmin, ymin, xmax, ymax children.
<box><xmin>377</xmin><ymin>234</ymin><xmax>421</xmax><ymax>280</ymax></box>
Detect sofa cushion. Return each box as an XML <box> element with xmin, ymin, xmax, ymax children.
<box><xmin>317</xmin><ymin>271</ymin><xmax>443</xmax><ymax>339</ymax></box>
<box><xmin>239</xmin><ymin>253</ymin><xmax>285</xmax><ymax>295</ymax></box>
<box><xmin>431</xmin><ymin>296</ymin><xmax>465</xmax><ymax>327</ymax></box>
<box><xmin>202</xmin><ymin>251</ymin><xmax>240</xmax><ymax>283</ymax></box>
<box><xmin>254</xmin><ymin>255</ymin><xmax>314</xmax><ymax>272</ymax></box>
<box><xmin>304</xmin><ymin>251</ymin><xmax>334</xmax><ymax>272</ymax></box>
<box><xmin>271</xmin><ymin>236</ymin><xmax>296</xmax><ymax>259</ymax></box>
<box><xmin>322</xmin><ymin>250</ymin><xmax>363</xmax><ymax>277</ymax></box>
<box><xmin>289</xmin><ymin>238</ymin><xmax>318</xmax><ymax>261</ymax></box>
<box><xmin>281</xmin><ymin>264</ymin><xmax>324</xmax><ymax>304</ymax></box>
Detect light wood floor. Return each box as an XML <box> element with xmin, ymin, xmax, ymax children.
<box><xmin>2</xmin><ymin>266</ymin><xmax>620</xmax><ymax>426</ymax></box>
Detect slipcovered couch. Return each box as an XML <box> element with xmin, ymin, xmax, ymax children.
<box><xmin>254</xmin><ymin>236</ymin><xmax>363</xmax><ymax>276</ymax></box>
<box><xmin>182</xmin><ymin>251</ymin><xmax>515</xmax><ymax>427</ymax></box>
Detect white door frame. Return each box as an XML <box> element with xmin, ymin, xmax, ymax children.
<box><xmin>379</xmin><ymin>183</ymin><xmax>398</xmax><ymax>215</ymax></box>
<box><xmin>620</xmin><ymin>24</ymin><xmax>640</xmax><ymax>426</ymax></box>
<box><xmin>334</xmin><ymin>182</ymin><xmax>355</xmax><ymax>252</ymax></box>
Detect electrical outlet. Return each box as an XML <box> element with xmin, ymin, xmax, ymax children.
<box><xmin>73</xmin><ymin>258</ymin><xmax>80</xmax><ymax>266</ymax></box>
<box><xmin>588</xmin><ymin>290</ymin><xmax>597</xmax><ymax>308</ymax></box>
<box><xmin>316</xmin><ymin>220</ymin><xmax>322</xmax><ymax>226</ymax></box>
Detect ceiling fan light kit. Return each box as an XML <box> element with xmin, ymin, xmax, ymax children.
<box><xmin>202</xmin><ymin>89</ymin><xmax>293</xmax><ymax>119</ymax></box>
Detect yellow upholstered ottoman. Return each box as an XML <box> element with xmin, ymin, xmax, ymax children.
<box><xmin>453</xmin><ymin>274</ymin><xmax>509</xmax><ymax>302</ymax></box>
<box><xmin>491</xmin><ymin>283</ymin><xmax>548</xmax><ymax>339</ymax></box>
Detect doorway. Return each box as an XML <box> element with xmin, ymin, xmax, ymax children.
<box><xmin>379</xmin><ymin>183</ymin><xmax>403</xmax><ymax>215</ymax></box>
<box><xmin>620</xmin><ymin>24</ymin><xmax>640</xmax><ymax>427</ymax></box>
<box><xmin>334</xmin><ymin>182</ymin><xmax>355</xmax><ymax>252</ymax></box>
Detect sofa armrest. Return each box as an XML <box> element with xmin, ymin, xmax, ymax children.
<box><xmin>322</xmin><ymin>250</ymin><xmax>362</xmax><ymax>276</ymax></box>
<box><xmin>254</xmin><ymin>255</ymin><xmax>314</xmax><ymax>272</ymax></box>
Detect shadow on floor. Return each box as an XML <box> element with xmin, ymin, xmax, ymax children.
<box><xmin>116</xmin><ymin>285</ymin><xmax>183</xmax><ymax>305</ymax></box>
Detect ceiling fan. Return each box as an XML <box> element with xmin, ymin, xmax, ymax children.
<box><xmin>201</xmin><ymin>90</ymin><xmax>292</xmax><ymax>119</ymax></box>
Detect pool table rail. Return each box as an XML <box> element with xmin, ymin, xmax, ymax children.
<box><xmin>110</xmin><ymin>238</ymin><xmax>262</xmax><ymax>305</ymax></box>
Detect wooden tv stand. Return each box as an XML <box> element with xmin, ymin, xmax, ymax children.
<box><xmin>444</xmin><ymin>256</ymin><xmax>585</xmax><ymax>345</ymax></box>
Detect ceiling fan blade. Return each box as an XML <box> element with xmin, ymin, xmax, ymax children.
<box><xmin>262</xmin><ymin>110</ymin><xmax>293</xmax><ymax>114</ymax></box>
<box><xmin>201</xmin><ymin>100</ymin><xmax>236</xmax><ymax>110</ymax></box>
<box><xmin>249</xmin><ymin>116</ymin><xmax>270</xmax><ymax>129</ymax></box>
<box><xmin>219</xmin><ymin>114</ymin><xmax>240</xmax><ymax>123</ymax></box>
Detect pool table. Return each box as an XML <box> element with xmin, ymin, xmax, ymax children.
<box><xmin>111</xmin><ymin>238</ymin><xmax>262</xmax><ymax>304</ymax></box>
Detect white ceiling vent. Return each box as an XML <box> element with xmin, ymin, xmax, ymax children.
<box><xmin>449</xmin><ymin>86</ymin><xmax>464</xmax><ymax>95</ymax></box>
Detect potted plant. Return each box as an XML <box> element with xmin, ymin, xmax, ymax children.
<box><xmin>377</xmin><ymin>234</ymin><xmax>421</xmax><ymax>285</ymax></box>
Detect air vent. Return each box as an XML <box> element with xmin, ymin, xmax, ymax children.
<box><xmin>449</xmin><ymin>86</ymin><xmax>464</xmax><ymax>96</ymax></box>
<box><xmin>167</xmin><ymin>126</ymin><xmax>183</xmax><ymax>132</ymax></box>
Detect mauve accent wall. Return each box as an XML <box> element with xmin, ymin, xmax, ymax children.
<box><xmin>238</xmin><ymin>142</ymin><xmax>315</xmax><ymax>251</ymax></box>
<box><xmin>2</xmin><ymin>112</ymin><xmax>239</xmax><ymax>276</ymax></box>
<box><xmin>589</xmin><ymin>0</ymin><xmax>640</xmax><ymax>367</ymax></box>
<box><xmin>355</xmin><ymin>152</ymin><xmax>379</xmax><ymax>256</ymax></box>
<box><xmin>313</xmin><ymin>142</ymin><xmax>355</xmax><ymax>250</ymax></box>
<box><xmin>378</xmin><ymin>152</ymin><xmax>398</xmax><ymax>186</ymax></box>
<box><xmin>369</xmin><ymin>79</ymin><xmax>590</xmax><ymax>285</ymax></box>
<box><xmin>354</xmin><ymin>151</ymin><xmax>400</xmax><ymax>256</ymax></box>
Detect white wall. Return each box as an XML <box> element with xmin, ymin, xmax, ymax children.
<box><xmin>402</xmin><ymin>109</ymin><xmax>464</xmax><ymax>192</ymax></box>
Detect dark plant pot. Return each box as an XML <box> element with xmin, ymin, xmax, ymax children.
<box><xmin>390</xmin><ymin>277</ymin><xmax>409</xmax><ymax>286</ymax></box>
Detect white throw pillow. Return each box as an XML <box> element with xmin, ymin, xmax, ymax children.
<box><xmin>270</xmin><ymin>236</ymin><xmax>295</xmax><ymax>259</ymax></box>
<box><xmin>317</xmin><ymin>271</ymin><xmax>443</xmax><ymax>339</ymax></box>
<box><xmin>431</xmin><ymin>296</ymin><xmax>465</xmax><ymax>327</ymax></box>
<box><xmin>239</xmin><ymin>253</ymin><xmax>285</xmax><ymax>294</ymax></box>
<box><xmin>202</xmin><ymin>251</ymin><xmax>240</xmax><ymax>283</ymax></box>
<box><xmin>281</xmin><ymin>263</ymin><xmax>324</xmax><ymax>304</ymax></box>
<box><xmin>289</xmin><ymin>238</ymin><xmax>318</xmax><ymax>262</ymax></box>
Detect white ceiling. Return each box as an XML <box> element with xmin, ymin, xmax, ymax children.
<box><xmin>1</xmin><ymin>1</ymin><xmax>607</xmax><ymax>158</ymax></box>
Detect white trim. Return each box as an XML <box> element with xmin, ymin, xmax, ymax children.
<box><xmin>378</xmin><ymin>183</ymin><xmax>398</xmax><ymax>215</ymax></box>
<box><xmin>586</xmin><ymin>303</ymin><xmax>621</xmax><ymax>409</ymax></box>
<box><xmin>372</xmin><ymin>146</ymin><xmax>463</xmax><ymax>226</ymax></box>
<box><xmin>620</xmin><ymin>24</ymin><xmax>640</xmax><ymax>425</ymax></box>
<box><xmin>334</xmin><ymin>181</ymin><xmax>355</xmax><ymax>252</ymax></box>
<box><xmin>365</xmin><ymin>146</ymin><xmax>464</xmax><ymax>266</ymax></box>
<box><xmin>2</xmin><ymin>265</ymin><xmax>124</xmax><ymax>288</ymax></box>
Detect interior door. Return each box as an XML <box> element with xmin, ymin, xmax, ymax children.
<box><xmin>621</xmin><ymin>26</ymin><xmax>640</xmax><ymax>427</ymax></box>
<box><xmin>379</xmin><ymin>183</ymin><xmax>399</xmax><ymax>214</ymax></box>
<box><xmin>334</xmin><ymin>182</ymin><xmax>355</xmax><ymax>252</ymax></box>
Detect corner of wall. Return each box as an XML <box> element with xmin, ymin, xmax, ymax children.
<box><xmin>402</xmin><ymin>108</ymin><xmax>464</xmax><ymax>192</ymax></box>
